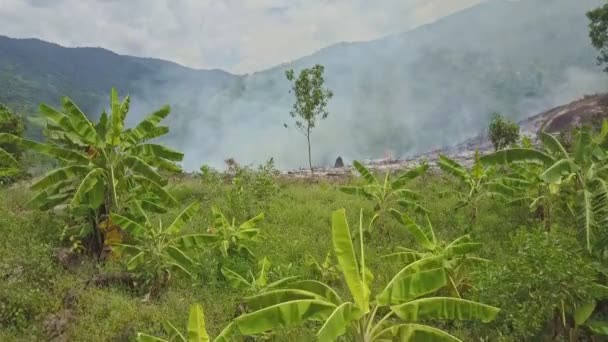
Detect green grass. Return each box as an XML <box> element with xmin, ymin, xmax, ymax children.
<box><xmin>0</xmin><ymin>172</ymin><xmax>586</xmax><ymax>341</ymax></box>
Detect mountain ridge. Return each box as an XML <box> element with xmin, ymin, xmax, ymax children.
<box><xmin>0</xmin><ymin>0</ymin><xmax>606</xmax><ymax>170</ymax></box>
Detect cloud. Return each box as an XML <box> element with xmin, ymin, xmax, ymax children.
<box><xmin>0</xmin><ymin>0</ymin><xmax>484</xmax><ymax>73</ymax></box>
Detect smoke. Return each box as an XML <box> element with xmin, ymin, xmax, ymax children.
<box><xmin>127</xmin><ymin>0</ymin><xmax>606</xmax><ymax>171</ymax></box>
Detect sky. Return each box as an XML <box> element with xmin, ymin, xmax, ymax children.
<box><xmin>0</xmin><ymin>0</ymin><xmax>484</xmax><ymax>73</ymax></box>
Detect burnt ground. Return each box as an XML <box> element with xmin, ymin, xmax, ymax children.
<box><xmin>281</xmin><ymin>93</ymin><xmax>608</xmax><ymax>179</ymax></box>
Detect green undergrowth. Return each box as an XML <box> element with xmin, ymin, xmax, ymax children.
<box><xmin>0</xmin><ymin>172</ymin><xmax>588</xmax><ymax>341</ymax></box>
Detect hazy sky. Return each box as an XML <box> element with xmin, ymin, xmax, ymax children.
<box><xmin>0</xmin><ymin>0</ymin><xmax>484</xmax><ymax>73</ymax></box>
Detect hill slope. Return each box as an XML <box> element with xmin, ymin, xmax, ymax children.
<box><xmin>0</xmin><ymin>0</ymin><xmax>606</xmax><ymax>169</ymax></box>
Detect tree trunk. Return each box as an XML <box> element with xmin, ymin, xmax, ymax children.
<box><xmin>307</xmin><ymin>126</ymin><xmax>313</xmax><ymax>174</ymax></box>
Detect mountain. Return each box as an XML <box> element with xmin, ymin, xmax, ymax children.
<box><xmin>1</xmin><ymin>0</ymin><xmax>607</xmax><ymax>170</ymax></box>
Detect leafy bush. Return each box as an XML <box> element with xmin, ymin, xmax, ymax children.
<box><xmin>111</xmin><ymin>202</ymin><xmax>205</xmax><ymax>293</ymax></box>
<box><xmin>223</xmin><ymin>158</ymin><xmax>279</xmax><ymax>221</ymax></box>
<box><xmin>340</xmin><ymin>161</ymin><xmax>429</xmax><ymax>231</ymax></box>
<box><xmin>488</xmin><ymin>113</ymin><xmax>520</xmax><ymax>151</ymax></box>
<box><xmin>0</xmin><ymin>105</ymin><xmax>25</xmax><ymax>182</ymax></box>
<box><xmin>224</xmin><ymin>209</ymin><xmax>499</xmax><ymax>341</ymax></box>
<box><xmin>472</xmin><ymin>229</ymin><xmax>599</xmax><ymax>340</ymax></box>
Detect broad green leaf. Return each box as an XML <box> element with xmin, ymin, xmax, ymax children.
<box><xmin>377</xmin><ymin>266</ymin><xmax>447</xmax><ymax>306</ymax></box>
<box><xmin>539</xmin><ymin>131</ymin><xmax>569</xmax><ymax>158</ymax></box>
<box><xmin>233</xmin><ymin>300</ymin><xmax>335</xmax><ymax>335</ymax></box>
<box><xmin>256</xmin><ymin>257</ymin><xmax>270</xmax><ymax>287</ymax></box>
<box><xmin>283</xmin><ymin>280</ymin><xmax>343</xmax><ymax>305</ymax></box>
<box><xmin>332</xmin><ymin>209</ymin><xmax>369</xmax><ymax>312</ymax></box>
<box><xmin>392</xmin><ymin>189</ymin><xmax>422</xmax><ymax>201</ymax></box>
<box><xmin>108</xmin><ymin>88</ymin><xmax>125</xmax><ymax>145</ymax></box>
<box><xmin>120</xmin><ymin>156</ymin><xmax>164</xmax><ymax>184</ymax></box>
<box><xmin>95</xmin><ymin>111</ymin><xmax>109</xmax><ymax>138</ymax></box>
<box><xmin>317</xmin><ymin>302</ymin><xmax>362</xmax><ymax>341</ymax></box>
<box><xmin>445</xmin><ymin>242</ymin><xmax>482</xmax><ymax>256</ymax></box>
<box><xmin>187</xmin><ymin>304</ymin><xmax>210</xmax><ymax>342</ymax></box>
<box><xmin>574</xmin><ymin>128</ymin><xmax>592</xmax><ymax>164</ymax></box>
<box><xmin>137</xmin><ymin>333</ymin><xmax>168</xmax><ymax>342</ymax></box>
<box><xmin>221</xmin><ymin>267</ymin><xmax>251</xmax><ymax>289</ymax></box>
<box><xmin>0</xmin><ymin>148</ymin><xmax>20</xmax><ymax>169</ymax></box>
<box><xmin>245</xmin><ymin>289</ymin><xmax>327</xmax><ymax>311</ymax></box>
<box><xmin>211</xmin><ymin>206</ymin><xmax>230</xmax><ymax>229</ymax></box>
<box><xmin>173</xmin><ymin>234</ymin><xmax>218</xmax><ymax>249</ymax></box>
<box><xmin>265</xmin><ymin>276</ymin><xmax>301</xmax><ymax>290</ymax></box>
<box><xmin>239</xmin><ymin>212</ymin><xmax>264</xmax><ymax>229</ymax></box>
<box><xmin>62</xmin><ymin>97</ymin><xmax>102</xmax><ymax>145</ymax></box>
<box><xmin>339</xmin><ymin>186</ymin><xmax>373</xmax><ymax>199</ymax></box>
<box><xmin>587</xmin><ymin>320</ymin><xmax>608</xmax><ymax>336</ymax></box>
<box><xmin>438</xmin><ymin>155</ymin><xmax>468</xmax><ymax>182</ymax></box>
<box><xmin>391</xmin><ymin>297</ymin><xmax>499</xmax><ymax>323</ymax></box>
<box><xmin>110</xmin><ymin>213</ymin><xmax>147</xmax><ymax>237</ymax></box>
<box><xmin>214</xmin><ymin>323</ymin><xmax>239</xmax><ymax>342</ymax></box>
<box><xmin>140</xmin><ymin>199</ymin><xmax>169</xmax><ymax>214</ymax></box>
<box><xmin>353</xmin><ymin>160</ymin><xmax>377</xmax><ymax>184</ymax></box>
<box><xmin>0</xmin><ymin>134</ymin><xmax>89</xmax><ymax>163</ymax></box>
<box><xmin>39</xmin><ymin>103</ymin><xmax>69</xmax><ymax>128</ymax></box>
<box><xmin>375</xmin><ymin>323</ymin><xmax>462</xmax><ymax>342</ymax></box>
<box><xmin>161</xmin><ymin>320</ymin><xmax>186</xmax><ymax>342</ymax></box>
<box><xmin>129</xmin><ymin>106</ymin><xmax>171</xmax><ymax>143</ymax></box>
<box><xmin>27</xmin><ymin>180</ymin><xmax>73</xmax><ymax>209</ymax></box>
<box><xmin>133</xmin><ymin>175</ymin><xmax>177</xmax><ymax>207</ymax></box>
<box><xmin>127</xmin><ymin>251</ymin><xmax>146</xmax><ymax>270</ymax></box>
<box><xmin>32</xmin><ymin>165</ymin><xmax>91</xmax><ymax>191</ymax></box>
<box><xmin>130</xmin><ymin>144</ymin><xmax>184</xmax><ymax>162</ymax></box>
<box><xmin>166</xmin><ymin>202</ymin><xmax>199</xmax><ymax>234</ymax></box>
<box><xmin>71</xmin><ymin>168</ymin><xmax>105</xmax><ymax>208</ymax></box>
<box><xmin>397</xmin><ymin>199</ymin><xmax>431</xmax><ymax>214</ymax></box>
<box><xmin>480</xmin><ymin>148</ymin><xmax>555</xmax><ymax>166</ymax></box>
<box><xmin>540</xmin><ymin>159</ymin><xmax>578</xmax><ymax>184</ymax></box>
<box><xmin>392</xmin><ymin>163</ymin><xmax>429</xmax><ymax>188</ymax></box>
<box><xmin>391</xmin><ymin>210</ymin><xmax>435</xmax><ymax>250</ymax></box>
<box><xmin>382</xmin><ymin>251</ymin><xmax>420</xmax><ymax>265</ymax></box>
<box><xmin>165</xmin><ymin>246</ymin><xmax>195</xmax><ymax>269</ymax></box>
<box><xmin>574</xmin><ymin>301</ymin><xmax>596</xmax><ymax>326</ymax></box>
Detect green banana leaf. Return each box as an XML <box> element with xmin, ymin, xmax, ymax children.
<box><xmin>165</xmin><ymin>202</ymin><xmax>200</xmax><ymax>234</ymax></box>
<box><xmin>390</xmin><ymin>297</ymin><xmax>499</xmax><ymax>322</ymax></box>
<box><xmin>188</xmin><ymin>304</ymin><xmax>210</xmax><ymax>342</ymax></box>
<box><xmin>332</xmin><ymin>208</ymin><xmax>369</xmax><ymax>312</ymax></box>
<box><xmin>232</xmin><ymin>299</ymin><xmax>336</xmax><ymax>336</ymax></box>
<box><xmin>375</xmin><ymin>323</ymin><xmax>462</xmax><ymax>342</ymax></box>
<box><xmin>317</xmin><ymin>302</ymin><xmax>363</xmax><ymax>341</ymax></box>
<box><xmin>377</xmin><ymin>266</ymin><xmax>447</xmax><ymax>306</ymax></box>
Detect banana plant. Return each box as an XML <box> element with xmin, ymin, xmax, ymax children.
<box><xmin>305</xmin><ymin>251</ymin><xmax>341</xmax><ymax>284</ymax></box>
<box><xmin>570</xmin><ymin>298</ymin><xmax>608</xmax><ymax>340</ymax></box>
<box><xmin>216</xmin><ymin>208</ymin><xmax>499</xmax><ymax>341</ymax></box>
<box><xmin>481</xmin><ymin>124</ymin><xmax>608</xmax><ymax>252</ymax></box>
<box><xmin>438</xmin><ymin>150</ymin><xmax>515</xmax><ymax>228</ymax></box>
<box><xmin>110</xmin><ymin>202</ymin><xmax>205</xmax><ymax>291</ymax></box>
<box><xmin>174</xmin><ymin>206</ymin><xmax>263</xmax><ymax>259</ymax></box>
<box><xmin>0</xmin><ymin>147</ymin><xmax>20</xmax><ymax>177</ymax></box>
<box><xmin>0</xmin><ymin>89</ymin><xmax>183</xmax><ymax>257</ymax></box>
<box><xmin>384</xmin><ymin>210</ymin><xmax>489</xmax><ymax>298</ymax></box>
<box><xmin>341</xmin><ymin>161</ymin><xmax>429</xmax><ymax>231</ymax></box>
<box><xmin>221</xmin><ymin>257</ymin><xmax>299</xmax><ymax>295</ymax></box>
<box><xmin>137</xmin><ymin>303</ymin><xmax>234</xmax><ymax>342</ymax></box>
<box><xmin>497</xmin><ymin>161</ymin><xmax>557</xmax><ymax>231</ymax></box>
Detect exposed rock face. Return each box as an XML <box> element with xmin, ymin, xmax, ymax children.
<box><xmin>334</xmin><ymin>156</ymin><xmax>344</xmax><ymax>168</ymax></box>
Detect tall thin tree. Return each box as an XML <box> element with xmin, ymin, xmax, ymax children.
<box><xmin>285</xmin><ymin>65</ymin><xmax>333</xmax><ymax>173</ymax></box>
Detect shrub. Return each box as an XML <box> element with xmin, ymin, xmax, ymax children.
<box><xmin>488</xmin><ymin>113</ymin><xmax>520</xmax><ymax>151</ymax></box>
<box><xmin>472</xmin><ymin>228</ymin><xmax>598</xmax><ymax>340</ymax></box>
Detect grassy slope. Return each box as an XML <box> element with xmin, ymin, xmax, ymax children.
<box><xmin>0</xmin><ymin>173</ymin><xmax>529</xmax><ymax>341</ymax></box>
